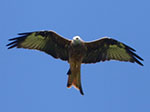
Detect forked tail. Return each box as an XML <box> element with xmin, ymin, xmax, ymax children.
<box><xmin>67</xmin><ymin>68</ymin><xmax>84</xmax><ymax>95</ymax></box>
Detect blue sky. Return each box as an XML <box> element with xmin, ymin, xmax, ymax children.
<box><xmin>1</xmin><ymin>0</ymin><xmax>150</xmax><ymax>112</ymax></box>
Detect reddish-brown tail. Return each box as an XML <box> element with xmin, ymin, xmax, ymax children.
<box><xmin>67</xmin><ymin>68</ymin><xmax>84</xmax><ymax>95</ymax></box>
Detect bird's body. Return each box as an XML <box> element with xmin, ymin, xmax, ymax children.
<box><xmin>67</xmin><ymin>36</ymin><xmax>86</xmax><ymax>95</ymax></box>
<box><xmin>7</xmin><ymin>30</ymin><xmax>144</xmax><ymax>95</ymax></box>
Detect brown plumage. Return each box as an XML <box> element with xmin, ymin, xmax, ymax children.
<box><xmin>7</xmin><ymin>30</ymin><xmax>144</xmax><ymax>95</ymax></box>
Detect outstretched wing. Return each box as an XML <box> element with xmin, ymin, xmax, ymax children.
<box><xmin>7</xmin><ymin>31</ymin><xmax>71</xmax><ymax>61</ymax></box>
<box><xmin>82</xmin><ymin>37</ymin><xmax>144</xmax><ymax>66</ymax></box>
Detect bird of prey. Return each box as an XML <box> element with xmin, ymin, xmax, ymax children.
<box><xmin>7</xmin><ymin>31</ymin><xmax>144</xmax><ymax>95</ymax></box>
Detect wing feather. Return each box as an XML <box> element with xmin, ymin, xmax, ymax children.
<box><xmin>83</xmin><ymin>37</ymin><xmax>144</xmax><ymax>66</ymax></box>
<box><xmin>7</xmin><ymin>31</ymin><xmax>71</xmax><ymax>61</ymax></box>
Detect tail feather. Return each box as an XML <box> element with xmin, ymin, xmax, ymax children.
<box><xmin>67</xmin><ymin>69</ymin><xmax>71</xmax><ymax>75</ymax></box>
<box><xmin>67</xmin><ymin>69</ymin><xmax>84</xmax><ymax>95</ymax></box>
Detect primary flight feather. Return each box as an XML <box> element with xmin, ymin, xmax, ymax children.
<box><xmin>7</xmin><ymin>30</ymin><xmax>144</xmax><ymax>95</ymax></box>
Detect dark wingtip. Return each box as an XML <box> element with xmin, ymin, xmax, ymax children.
<box><xmin>134</xmin><ymin>57</ymin><xmax>144</xmax><ymax>66</ymax></box>
<box><xmin>18</xmin><ymin>32</ymin><xmax>33</xmax><ymax>35</ymax></box>
<box><xmin>6</xmin><ymin>38</ymin><xmax>18</xmax><ymax>49</ymax></box>
<box><xmin>7</xmin><ymin>44</ymin><xmax>17</xmax><ymax>49</ymax></box>
<box><xmin>7</xmin><ymin>34</ymin><xmax>27</xmax><ymax>49</ymax></box>
<box><xmin>8</xmin><ymin>37</ymin><xmax>18</xmax><ymax>41</ymax></box>
<box><xmin>6</xmin><ymin>41</ymin><xmax>17</xmax><ymax>49</ymax></box>
<box><xmin>126</xmin><ymin>45</ymin><xmax>136</xmax><ymax>51</ymax></box>
<box><xmin>127</xmin><ymin>48</ymin><xmax>144</xmax><ymax>66</ymax></box>
<box><xmin>136</xmin><ymin>61</ymin><xmax>144</xmax><ymax>66</ymax></box>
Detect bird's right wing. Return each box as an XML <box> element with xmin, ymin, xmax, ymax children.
<box><xmin>7</xmin><ymin>31</ymin><xmax>71</xmax><ymax>61</ymax></box>
<box><xmin>82</xmin><ymin>37</ymin><xmax>143</xmax><ymax>66</ymax></box>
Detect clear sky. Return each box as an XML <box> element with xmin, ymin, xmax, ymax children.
<box><xmin>1</xmin><ymin>0</ymin><xmax>150</xmax><ymax>112</ymax></box>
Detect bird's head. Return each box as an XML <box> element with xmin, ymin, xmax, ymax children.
<box><xmin>72</xmin><ymin>36</ymin><xmax>83</xmax><ymax>45</ymax></box>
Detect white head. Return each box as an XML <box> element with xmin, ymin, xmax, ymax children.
<box><xmin>72</xmin><ymin>36</ymin><xmax>83</xmax><ymax>45</ymax></box>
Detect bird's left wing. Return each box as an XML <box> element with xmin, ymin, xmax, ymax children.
<box><xmin>7</xmin><ymin>31</ymin><xmax>71</xmax><ymax>61</ymax></box>
<box><xmin>82</xmin><ymin>37</ymin><xmax>144</xmax><ymax>66</ymax></box>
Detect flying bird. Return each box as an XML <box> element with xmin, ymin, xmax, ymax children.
<box><xmin>7</xmin><ymin>31</ymin><xmax>144</xmax><ymax>95</ymax></box>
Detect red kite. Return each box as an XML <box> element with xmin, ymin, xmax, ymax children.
<box><xmin>7</xmin><ymin>31</ymin><xmax>144</xmax><ymax>95</ymax></box>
